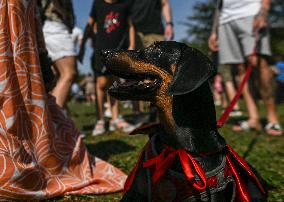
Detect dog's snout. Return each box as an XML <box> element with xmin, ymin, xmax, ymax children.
<box><xmin>101</xmin><ymin>49</ymin><xmax>113</xmax><ymax>58</ymax></box>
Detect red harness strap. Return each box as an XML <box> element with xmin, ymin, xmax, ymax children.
<box><xmin>143</xmin><ymin>146</ymin><xmax>207</xmax><ymax>191</ymax></box>
<box><xmin>226</xmin><ymin>145</ymin><xmax>266</xmax><ymax>194</ymax></box>
<box><xmin>124</xmin><ymin>142</ymin><xmax>266</xmax><ymax>201</ymax></box>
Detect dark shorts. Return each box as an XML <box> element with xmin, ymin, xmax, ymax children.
<box><xmin>91</xmin><ymin>51</ymin><xmax>109</xmax><ymax>77</ymax></box>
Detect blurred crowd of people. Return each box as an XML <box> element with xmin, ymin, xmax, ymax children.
<box><xmin>38</xmin><ymin>0</ymin><xmax>283</xmax><ymax>137</ymax></box>
<box><xmin>208</xmin><ymin>0</ymin><xmax>283</xmax><ymax>136</ymax></box>
<box><xmin>39</xmin><ymin>0</ymin><xmax>174</xmax><ymax>136</ymax></box>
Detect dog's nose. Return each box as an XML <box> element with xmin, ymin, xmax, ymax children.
<box><xmin>101</xmin><ymin>49</ymin><xmax>113</xmax><ymax>58</ymax></box>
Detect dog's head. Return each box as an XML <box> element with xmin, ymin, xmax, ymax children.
<box><xmin>102</xmin><ymin>41</ymin><xmax>215</xmax><ymax>100</ymax></box>
<box><xmin>102</xmin><ymin>41</ymin><xmax>217</xmax><ymax>135</ymax></box>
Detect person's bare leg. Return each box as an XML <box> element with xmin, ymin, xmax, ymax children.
<box><xmin>213</xmin><ymin>88</ymin><xmax>222</xmax><ymax>106</ymax></box>
<box><xmin>111</xmin><ymin>99</ymin><xmax>119</xmax><ymax>121</ymax></box>
<box><xmin>90</xmin><ymin>94</ymin><xmax>96</xmax><ymax>103</ymax></box>
<box><xmin>96</xmin><ymin>76</ymin><xmax>108</xmax><ymax>121</ymax></box>
<box><xmin>239</xmin><ymin>63</ymin><xmax>260</xmax><ymax>125</ymax></box>
<box><xmin>52</xmin><ymin>56</ymin><xmax>77</xmax><ymax>108</ymax></box>
<box><xmin>139</xmin><ymin>101</ymin><xmax>145</xmax><ymax>112</ymax></box>
<box><xmin>221</xmin><ymin>91</ymin><xmax>228</xmax><ymax>108</ymax></box>
<box><xmin>233</xmin><ymin>63</ymin><xmax>261</xmax><ymax>131</ymax></box>
<box><xmin>224</xmin><ymin>81</ymin><xmax>241</xmax><ymax>110</ymax></box>
<box><xmin>251</xmin><ymin>56</ymin><xmax>279</xmax><ymax>124</ymax></box>
<box><xmin>109</xmin><ymin>77</ymin><xmax>119</xmax><ymax>120</ymax></box>
<box><xmin>219</xmin><ymin>64</ymin><xmax>240</xmax><ymax>110</ymax></box>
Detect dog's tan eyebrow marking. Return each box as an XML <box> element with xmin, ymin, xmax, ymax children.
<box><xmin>118</xmin><ymin>53</ymin><xmax>173</xmax><ymax>81</ymax></box>
<box><xmin>170</xmin><ymin>64</ymin><xmax>177</xmax><ymax>74</ymax></box>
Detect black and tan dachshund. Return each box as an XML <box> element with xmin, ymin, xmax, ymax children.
<box><xmin>102</xmin><ymin>41</ymin><xmax>267</xmax><ymax>202</ymax></box>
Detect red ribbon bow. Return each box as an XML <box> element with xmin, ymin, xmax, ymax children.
<box><xmin>143</xmin><ymin>146</ymin><xmax>207</xmax><ymax>190</ymax></box>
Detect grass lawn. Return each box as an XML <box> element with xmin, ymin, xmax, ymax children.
<box><xmin>46</xmin><ymin>101</ymin><xmax>284</xmax><ymax>202</ymax></box>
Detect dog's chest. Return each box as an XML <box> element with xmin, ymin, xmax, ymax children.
<box><xmin>142</xmin><ymin>135</ymin><xmax>234</xmax><ymax>202</ymax></box>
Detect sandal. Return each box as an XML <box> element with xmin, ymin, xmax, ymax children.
<box><xmin>265</xmin><ymin>123</ymin><xmax>283</xmax><ymax>136</ymax></box>
<box><xmin>232</xmin><ymin>120</ymin><xmax>262</xmax><ymax>132</ymax></box>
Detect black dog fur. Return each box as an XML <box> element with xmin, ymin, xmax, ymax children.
<box><xmin>102</xmin><ymin>41</ymin><xmax>267</xmax><ymax>202</ymax></box>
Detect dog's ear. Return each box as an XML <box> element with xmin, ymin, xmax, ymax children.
<box><xmin>167</xmin><ymin>45</ymin><xmax>216</xmax><ymax>95</ymax></box>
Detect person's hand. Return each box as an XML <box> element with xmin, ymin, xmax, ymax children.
<box><xmin>253</xmin><ymin>10</ymin><xmax>268</xmax><ymax>35</ymax></box>
<box><xmin>208</xmin><ymin>32</ymin><xmax>219</xmax><ymax>52</ymax></box>
<box><xmin>78</xmin><ymin>47</ymin><xmax>85</xmax><ymax>64</ymax></box>
<box><xmin>165</xmin><ymin>24</ymin><xmax>174</xmax><ymax>40</ymax></box>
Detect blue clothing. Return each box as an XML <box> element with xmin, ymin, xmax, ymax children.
<box><xmin>276</xmin><ymin>61</ymin><xmax>284</xmax><ymax>81</ymax></box>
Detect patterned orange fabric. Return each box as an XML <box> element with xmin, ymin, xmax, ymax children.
<box><xmin>0</xmin><ymin>0</ymin><xmax>126</xmax><ymax>201</ymax></box>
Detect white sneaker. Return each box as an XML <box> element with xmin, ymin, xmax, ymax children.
<box><xmin>109</xmin><ymin>118</ymin><xmax>136</xmax><ymax>133</ymax></box>
<box><xmin>104</xmin><ymin>109</ymin><xmax>112</xmax><ymax>118</ymax></box>
<box><xmin>92</xmin><ymin>120</ymin><xmax>106</xmax><ymax>136</ymax></box>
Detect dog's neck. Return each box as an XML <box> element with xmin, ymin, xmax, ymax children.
<box><xmin>155</xmin><ymin>83</ymin><xmax>226</xmax><ymax>154</ymax></box>
<box><xmin>156</xmin><ymin>97</ymin><xmax>175</xmax><ymax>134</ymax></box>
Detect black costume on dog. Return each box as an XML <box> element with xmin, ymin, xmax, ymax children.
<box><xmin>102</xmin><ymin>41</ymin><xmax>267</xmax><ymax>202</ymax></box>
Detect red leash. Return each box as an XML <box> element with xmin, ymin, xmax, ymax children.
<box><xmin>217</xmin><ymin>38</ymin><xmax>259</xmax><ymax>128</ymax></box>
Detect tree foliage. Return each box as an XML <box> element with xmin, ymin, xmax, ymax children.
<box><xmin>182</xmin><ymin>1</ymin><xmax>215</xmax><ymax>52</ymax></box>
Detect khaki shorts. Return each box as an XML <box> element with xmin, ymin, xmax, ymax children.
<box><xmin>218</xmin><ymin>64</ymin><xmax>233</xmax><ymax>82</ymax></box>
<box><xmin>219</xmin><ymin>16</ymin><xmax>271</xmax><ymax>64</ymax></box>
<box><xmin>136</xmin><ymin>32</ymin><xmax>165</xmax><ymax>48</ymax></box>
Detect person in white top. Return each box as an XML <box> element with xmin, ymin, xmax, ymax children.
<box><xmin>220</xmin><ymin>0</ymin><xmax>262</xmax><ymax>24</ymax></box>
<box><xmin>71</xmin><ymin>26</ymin><xmax>83</xmax><ymax>54</ymax></box>
<box><xmin>208</xmin><ymin>0</ymin><xmax>283</xmax><ymax>136</ymax></box>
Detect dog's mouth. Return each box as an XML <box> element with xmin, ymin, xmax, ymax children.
<box><xmin>110</xmin><ymin>78</ymin><xmax>158</xmax><ymax>91</ymax></box>
<box><xmin>102</xmin><ymin>50</ymin><xmax>162</xmax><ymax>100</ymax></box>
<box><xmin>109</xmin><ymin>73</ymin><xmax>160</xmax><ymax>100</ymax></box>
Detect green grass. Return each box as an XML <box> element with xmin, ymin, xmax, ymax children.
<box><xmin>46</xmin><ymin>101</ymin><xmax>284</xmax><ymax>202</ymax></box>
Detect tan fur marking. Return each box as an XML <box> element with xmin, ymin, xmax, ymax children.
<box><xmin>116</xmin><ymin>53</ymin><xmax>176</xmax><ymax>134</ymax></box>
<box><xmin>171</xmin><ymin>64</ymin><xmax>177</xmax><ymax>74</ymax></box>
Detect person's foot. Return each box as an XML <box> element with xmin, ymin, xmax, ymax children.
<box><xmin>109</xmin><ymin>118</ymin><xmax>136</xmax><ymax>133</ymax></box>
<box><xmin>232</xmin><ymin>120</ymin><xmax>262</xmax><ymax>132</ymax></box>
<box><xmin>229</xmin><ymin>109</ymin><xmax>243</xmax><ymax>117</ymax></box>
<box><xmin>265</xmin><ymin>123</ymin><xmax>283</xmax><ymax>136</ymax></box>
<box><xmin>92</xmin><ymin>120</ymin><xmax>106</xmax><ymax>136</ymax></box>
